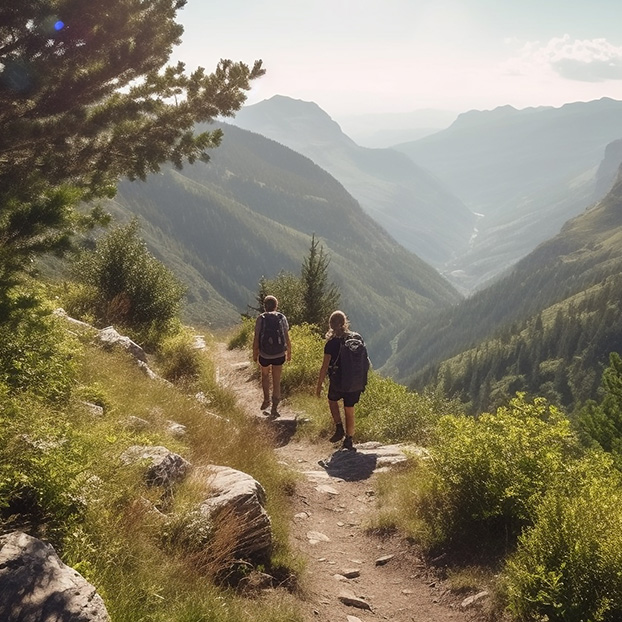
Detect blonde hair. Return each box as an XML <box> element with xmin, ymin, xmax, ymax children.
<box><xmin>326</xmin><ymin>310</ymin><xmax>349</xmax><ymax>339</ymax></box>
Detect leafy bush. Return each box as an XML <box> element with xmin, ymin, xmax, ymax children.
<box><xmin>157</xmin><ymin>330</ymin><xmax>205</xmax><ymax>383</ymax></box>
<box><xmin>256</xmin><ymin>272</ymin><xmax>306</xmax><ymax>325</ymax></box>
<box><xmin>504</xmin><ymin>451</ymin><xmax>622</xmax><ymax>622</ymax></box>
<box><xmin>227</xmin><ymin>317</ymin><xmax>255</xmax><ymax>350</ymax></box>
<box><xmin>280</xmin><ymin>323</ymin><xmax>324</xmax><ymax>393</ymax></box>
<box><xmin>0</xmin><ymin>396</ymin><xmax>94</xmax><ymax>544</ymax></box>
<box><xmin>576</xmin><ymin>352</ymin><xmax>622</xmax><ymax>466</ymax></box>
<box><xmin>411</xmin><ymin>394</ymin><xmax>583</xmax><ymax>549</ymax></box>
<box><xmin>0</xmin><ymin>304</ymin><xmax>78</xmax><ymax>401</ymax></box>
<box><xmin>70</xmin><ymin>219</ymin><xmax>185</xmax><ymax>345</ymax></box>
<box><xmin>356</xmin><ymin>375</ymin><xmax>455</xmax><ymax>444</ymax></box>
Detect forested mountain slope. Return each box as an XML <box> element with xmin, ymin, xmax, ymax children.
<box><xmin>395</xmin><ymin>98</ymin><xmax>622</xmax><ymax>291</ymax></box>
<box><xmin>385</xmin><ymin>158</ymin><xmax>622</xmax><ymax>413</ymax></box>
<box><xmin>108</xmin><ymin>122</ymin><xmax>461</xmax><ymax>364</ymax></box>
<box><xmin>230</xmin><ymin>95</ymin><xmax>476</xmax><ymax>268</ymax></box>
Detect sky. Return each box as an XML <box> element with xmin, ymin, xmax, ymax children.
<box><xmin>172</xmin><ymin>0</ymin><xmax>622</xmax><ymax>123</ymax></box>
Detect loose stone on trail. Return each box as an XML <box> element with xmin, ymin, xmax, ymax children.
<box><xmin>306</xmin><ymin>531</ymin><xmax>330</xmax><ymax>544</ymax></box>
<box><xmin>338</xmin><ymin>589</ymin><xmax>373</xmax><ymax>611</ymax></box>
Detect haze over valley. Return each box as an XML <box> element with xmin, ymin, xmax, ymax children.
<box><xmin>231</xmin><ymin>95</ymin><xmax>622</xmax><ymax>293</ymax></box>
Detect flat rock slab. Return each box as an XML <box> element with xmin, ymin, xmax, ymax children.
<box><xmin>338</xmin><ymin>589</ymin><xmax>373</xmax><ymax>611</ymax></box>
<box><xmin>306</xmin><ymin>531</ymin><xmax>330</xmax><ymax>544</ymax></box>
<box><xmin>314</xmin><ymin>443</ymin><xmax>424</xmax><ymax>481</ymax></box>
<box><xmin>315</xmin><ymin>484</ymin><xmax>340</xmax><ymax>495</ymax></box>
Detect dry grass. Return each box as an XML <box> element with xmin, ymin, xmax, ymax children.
<box><xmin>56</xmin><ymin>333</ymin><xmax>304</xmax><ymax>621</ymax></box>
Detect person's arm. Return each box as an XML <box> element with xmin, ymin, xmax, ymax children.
<box><xmin>284</xmin><ymin>327</ymin><xmax>292</xmax><ymax>362</ymax></box>
<box><xmin>316</xmin><ymin>353</ymin><xmax>331</xmax><ymax>397</ymax></box>
<box><xmin>252</xmin><ymin>317</ymin><xmax>261</xmax><ymax>362</ymax></box>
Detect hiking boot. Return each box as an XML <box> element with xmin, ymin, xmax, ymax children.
<box><xmin>270</xmin><ymin>396</ymin><xmax>280</xmax><ymax>417</ymax></box>
<box><xmin>341</xmin><ymin>435</ymin><xmax>354</xmax><ymax>451</ymax></box>
<box><xmin>329</xmin><ymin>423</ymin><xmax>345</xmax><ymax>443</ymax></box>
<box><xmin>260</xmin><ymin>397</ymin><xmax>270</xmax><ymax>411</ymax></box>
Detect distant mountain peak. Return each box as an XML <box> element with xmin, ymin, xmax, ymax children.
<box><xmin>233</xmin><ymin>95</ymin><xmax>354</xmax><ymax>148</ymax></box>
<box><xmin>260</xmin><ymin>94</ymin><xmax>328</xmax><ymax>116</ymax></box>
<box><xmin>450</xmin><ymin>104</ymin><xmax>520</xmax><ymax>130</ymax></box>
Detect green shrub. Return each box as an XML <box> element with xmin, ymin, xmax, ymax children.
<box><xmin>227</xmin><ymin>317</ymin><xmax>255</xmax><ymax>350</ymax></box>
<box><xmin>0</xmin><ymin>305</ymin><xmax>78</xmax><ymax>401</ymax></box>
<box><xmin>71</xmin><ymin>219</ymin><xmax>185</xmax><ymax>346</ymax></box>
<box><xmin>280</xmin><ymin>323</ymin><xmax>324</xmax><ymax>394</ymax></box>
<box><xmin>356</xmin><ymin>376</ymin><xmax>454</xmax><ymax>444</ymax></box>
<box><xmin>413</xmin><ymin>394</ymin><xmax>583</xmax><ymax>549</ymax></box>
<box><xmin>0</xmin><ymin>396</ymin><xmax>94</xmax><ymax>544</ymax></box>
<box><xmin>157</xmin><ymin>330</ymin><xmax>205</xmax><ymax>382</ymax></box>
<box><xmin>504</xmin><ymin>451</ymin><xmax>622</xmax><ymax>622</ymax></box>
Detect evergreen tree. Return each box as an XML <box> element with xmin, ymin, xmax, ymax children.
<box><xmin>253</xmin><ymin>235</ymin><xmax>340</xmax><ymax>329</ymax></box>
<box><xmin>0</xmin><ymin>0</ymin><xmax>263</xmax><ymax>317</ymax></box>
<box><xmin>577</xmin><ymin>352</ymin><xmax>622</xmax><ymax>460</ymax></box>
<box><xmin>300</xmin><ymin>234</ymin><xmax>340</xmax><ymax>327</ymax></box>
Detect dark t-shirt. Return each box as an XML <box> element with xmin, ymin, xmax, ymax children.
<box><xmin>324</xmin><ymin>336</ymin><xmax>341</xmax><ymax>367</ymax></box>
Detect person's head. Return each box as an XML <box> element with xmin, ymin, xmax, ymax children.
<box><xmin>263</xmin><ymin>295</ymin><xmax>278</xmax><ymax>312</ymax></box>
<box><xmin>327</xmin><ymin>310</ymin><xmax>349</xmax><ymax>338</ymax></box>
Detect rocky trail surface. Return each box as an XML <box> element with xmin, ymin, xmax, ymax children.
<box><xmin>216</xmin><ymin>344</ymin><xmax>490</xmax><ymax>622</ymax></box>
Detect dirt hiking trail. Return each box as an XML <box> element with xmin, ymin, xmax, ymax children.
<box><xmin>216</xmin><ymin>344</ymin><xmax>490</xmax><ymax>622</ymax></box>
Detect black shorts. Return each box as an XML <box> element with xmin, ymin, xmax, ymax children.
<box><xmin>328</xmin><ymin>384</ymin><xmax>362</xmax><ymax>407</ymax></box>
<box><xmin>259</xmin><ymin>355</ymin><xmax>285</xmax><ymax>367</ymax></box>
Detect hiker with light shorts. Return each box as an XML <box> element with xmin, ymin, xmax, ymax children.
<box><xmin>253</xmin><ymin>295</ymin><xmax>291</xmax><ymax>417</ymax></box>
<box><xmin>316</xmin><ymin>310</ymin><xmax>369</xmax><ymax>451</ymax></box>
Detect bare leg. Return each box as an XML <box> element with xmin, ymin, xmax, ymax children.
<box><xmin>344</xmin><ymin>406</ymin><xmax>355</xmax><ymax>437</ymax></box>
<box><xmin>328</xmin><ymin>400</ymin><xmax>345</xmax><ymax>442</ymax></box>
<box><xmin>328</xmin><ymin>399</ymin><xmax>342</xmax><ymax>425</ymax></box>
<box><xmin>271</xmin><ymin>364</ymin><xmax>282</xmax><ymax>400</ymax></box>
<box><xmin>260</xmin><ymin>366</ymin><xmax>270</xmax><ymax>409</ymax></box>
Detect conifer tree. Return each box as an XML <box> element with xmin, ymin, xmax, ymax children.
<box><xmin>0</xmin><ymin>0</ymin><xmax>263</xmax><ymax>317</ymax></box>
<box><xmin>577</xmin><ymin>352</ymin><xmax>622</xmax><ymax>459</ymax></box>
<box><xmin>300</xmin><ymin>234</ymin><xmax>340</xmax><ymax>327</ymax></box>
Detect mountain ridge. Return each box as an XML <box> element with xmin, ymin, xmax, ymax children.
<box><xmin>384</xmin><ymin>157</ymin><xmax>622</xmax><ymax>411</ymax></box>
<box><xmin>230</xmin><ymin>95</ymin><xmax>477</xmax><ymax>269</ymax></box>
<box><xmin>394</xmin><ymin>97</ymin><xmax>622</xmax><ymax>290</ymax></box>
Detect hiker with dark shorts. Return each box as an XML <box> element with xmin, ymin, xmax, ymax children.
<box><xmin>253</xmin><ymin>295</ymin><xmax>291</xmax><ymax>417</ymax></box>
<box><xmin>316</xmin><ymin>310</ymin><xmax>369</xmax><ymax>451</ymax></box>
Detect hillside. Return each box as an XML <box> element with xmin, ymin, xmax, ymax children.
<box><xmin>394</xmin><ymin>98</ymin><xmax>622</xmax><ymax>291</ymax></box>
<box><xmin>107</xmin><ymin>122</ymin><xmax>461</xmax><ymax>364</ymax></box>
<box><xmin>385</xmin><ymin>158</ymin><xmax>622</xmax><ymax>413</ymax></box>
<box><xmin>230</xmin><ymin>95</ymin><xmax>477</xmax><ymax>268</ymax></box>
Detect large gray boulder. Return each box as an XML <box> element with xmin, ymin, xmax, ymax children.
<box><xmin>0</xmin><ymin>531</ymin><xmax>110</xmax><ymax>622</ymax></box>
<box><xmin>193</xmin><ymin>465</ymin><xmax>272</xmax><ymax>562</ymax></box>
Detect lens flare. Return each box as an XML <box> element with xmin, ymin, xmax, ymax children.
<box><xmin>54</xmin><ymin>20</ymin><xmax>64</xmax><ymax>31</ymax></box>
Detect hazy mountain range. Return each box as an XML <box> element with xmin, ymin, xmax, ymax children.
<box><xmin>384</xmin><ymin>147</ymin><xmax>622</xmax><ymax>411</ymax></box>
<box><xmin>230</xmin><ymin>95</ymin><xmax>477</xmax><ymax>270</ymax></box>
<box><xmin>335</xmin><ymin>108</ymin><xmax>458</xmax><ymax>149</ymax></box>
<box><xmin>232</xmin><ymin>95</ymin><xmax>622</xmax><ymax>294</ymax></box>
<box><xmin>395</xmin><ymin>97</ymin><xmax>622</xmax><ymax>291</ymax></box>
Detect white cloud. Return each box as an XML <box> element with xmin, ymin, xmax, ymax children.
<box><xmin>503</xmin><ymin>35</ymin><xmax>622</xmax><ymax>83</ymax></box>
